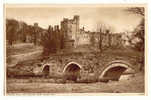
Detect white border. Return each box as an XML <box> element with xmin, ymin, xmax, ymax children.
<box><xmin>1</xmin><ymin>0</ymin><xmax>150</xmax><ymax>100</ymax></box>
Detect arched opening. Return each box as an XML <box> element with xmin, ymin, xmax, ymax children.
<box><xmin>63</xmin><ymin>62</ymin><xmax>82</xmax><ymax>82</ymax></box>
<box><xmin>42</xmin><ymin>65</ymin><xmax>50</xmax><ymax>77</ymax></box>
<box><xmin>102</xmin><ymin>66</ymin><xmax>127</xmax><ymax>81</ymax></box>
<box><xmin>99</xmin><ymin>62</ymin><xmax>132</xmax><ymax>82</ymax></box>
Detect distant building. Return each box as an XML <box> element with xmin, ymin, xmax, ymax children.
<box><xmin>77</xmin><ymin>27</ymin><xmax>91</xmax><ymax>45</ymax></box>
<box><xmin>33</xmin><ymin>23</ymin><xmax>41</xmax><ymax>45</ymax></box>
<box><xmin>88</xmin><ymin>32</ymin><xmax>122</xmax><ymax>47</ymax></box>
<box><xmin>31</xmin><ymin>22</ymin><xmax>45</xmax><ymax>45</ymax></box>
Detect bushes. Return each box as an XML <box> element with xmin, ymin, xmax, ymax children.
<box><xmin>41</xmin><ymin>26</ymin><xmax>64</xmax><ymax>56</ymax></box>
<box><xmin>6</xmin><ymin>19</ymin><xmax>19</xmax><ymax>45</ymax></box>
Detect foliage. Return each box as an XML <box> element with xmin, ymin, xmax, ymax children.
<box><xmin>99</xmin><ymin>29</ymin><xmax>103</xmax><ymax>52</ymax></box>
<box><xmin>126</xmin><ymin>7</ymin><xmax>144</xmax><ymax>16</ymax></box>
<box><xmin>6</xmin><ymin>19</ymin><xmax>44</xmax><ymax>45</ymax></box>
<box><xmin>90</xmin><ymin>32</ymin><xmax>95</xmax><ymax>46</ymax></box>
<box><xmin>130</xmin><ymin>18</ymin><xmax>144</xmax><ymax>51</ymax></box>
<box><xmin>6</xmin><ymin>19</ymin><xmax>19</xmax><ymax>45</ymax></box>
<box><xmin>27</xmin><ymin>25</ymin><xmax>35</xmax><ymax>43</ymax></box>
<box><xmin>126</xmin><ymin>7</ymin><xmax>145</xmax><ymax>71</ymax></box>
<box><xmin>17</xmin><ymin>22</ymin><xmax>28</xmax><ymax>42</ymax></box>
<box><xmin>126</xmin><ymin>7</ymin><xmax>145</xmax><ymax>52</ymax></box>
<box><xmin>41</xmin><ymin>26</ymin><xmax>64</xmax><ymax>55</ymax></box>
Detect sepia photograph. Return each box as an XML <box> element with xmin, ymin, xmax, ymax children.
<box><xmin>4</xmin><ymin>4</ymin><xmax>146</xmax><ymax>95</ymax></box>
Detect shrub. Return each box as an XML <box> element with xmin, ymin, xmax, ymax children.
<box><xmin>41</xmin><ymin>26</ymin><xmax>64</xmax><ymax>56</ymax></box>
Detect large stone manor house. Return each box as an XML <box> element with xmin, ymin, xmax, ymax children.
<box><xmin>60</xmin><ymin>15</ymin><xmax>122</xmax><ymax>48</ymax></box>
<box><xmin>25</xmin><ymin>15</ymin><xmax>122</xmax><ymax>48</ymax></box>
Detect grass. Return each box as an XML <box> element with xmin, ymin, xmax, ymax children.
<box><xmin>10</xmin><ymin>43</ymin><xmax>42</xmax><ymax>55</ymax></box>
<box><xmin>6</xmin><ymin>72</ymin><xmax>144</xmax><ymax>93</ymax></box>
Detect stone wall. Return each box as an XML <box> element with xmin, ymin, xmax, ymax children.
<box><xmin>90</xmin><ymin>32</ymin><xmax>122</xmax><ymax>48</ymax></box>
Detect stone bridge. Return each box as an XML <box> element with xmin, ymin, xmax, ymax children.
<box><xmin>33</xmin><ymin>52</ymin><xmax>139</xmax><ymax>82</ymax></box>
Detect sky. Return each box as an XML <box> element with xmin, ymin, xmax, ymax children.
<box><xmin>5</xmin><ymin>5</ymin><xmax>143</xmax><ymax>33</ymax></box>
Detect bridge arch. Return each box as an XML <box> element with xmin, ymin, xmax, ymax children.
<box><xmin>42</xmin><ymin>64</ymin><xmax>51</xmax><ymax>76</ymax></box>
<box><xmin>99</xmin><ymin>60</ymin><xmax>134</xmax><ymax>81</ymax></box>
<box><xmin>63</xmin><ymin>62</ymin><xmax>82</xmax><ymax>81</ymax></box>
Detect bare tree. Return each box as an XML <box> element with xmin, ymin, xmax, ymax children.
<box><xmin>98</xmin><ymin>23</ymin><xmax>113</xmax><ymax>51</ymax></box>
<box><xmin>99</xmin><ymin>28</ymin><xmax>103</xmax><ymax>52</ymax></box>
<box><xmin>126</xmin><ymin>7</ymin><xmax>144</xmax><ymax>16</ymax></box>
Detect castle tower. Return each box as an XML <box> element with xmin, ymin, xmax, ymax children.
<box><xmin>60</xmin><ymin>15</ymin><xmax>80</xmax><ymax>49</ymax></box>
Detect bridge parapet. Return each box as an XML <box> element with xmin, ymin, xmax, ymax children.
<box><xmin>38</xmin><ymin>52</ymin><xmax>139</xmax><ymax>81</ymax></box>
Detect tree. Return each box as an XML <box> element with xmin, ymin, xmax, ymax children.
<box><xmin>90</xmin><ymin>32</ymin><xmax>95</xmax><ymax>46</ymax></box>
<box><xmin>27</xmin><ymin>25</ymin><xmax>35</xmax><ymax>43</ymax></box>
<box><xmin>6</xmin><ymin>19</ymin><xmax>19</xmax><ymax>45</ymax></box>
<box><xmin>130</xmin><ymin>19</ymin><xmax>144</xmax><ymax>51</ymax></box>
<box><xmin>105</xmin><ymin>29</ymin><xmax>111</xmax><ymax>47</ymax></box>
<box><xmin>126</xmin><ymin>7</ymin><xmax>144</xmax><ymax>16</ymax></box>
<box><xmin>17</xmin><ymin>22</ymin><xmax>28</xmax><ymax>42</ymax></box>
<box><xmin>99</xmin><ymin>28</ymin><xmax>103</xmax><ymax>52</ymax></box>
<box><xmin>126</xmin><ymin>7</ymin><xmax>145</xmax><ymax>71</ymax></box>
<box><xmin>126</xmin><ymin>7</ymin><xmax>144</xmax><ymax>51</ymax></box>
<box><xmin>33</xmin><ymin>25</ymin><xmax>38</xmax><ymax>45</ymax></box>
<box><xmin>41</xmin><ymin>25</ymin><xmax>63</xmax><ymax>55</ymax></box>
<box><xmin>6</xmin><ymin>19</ymin><xmax>19</xmax><ymax>64</ymax></box>
<box><xmin>60</xmin><ymin>29</ymin><xmax>65</xmax><ymax>49</ymax></box>
<box><xmin>97</xmin><ymin>23</ymin><xmax>114</xmax><ymax>51</ymax></box>
<box><xmin>41</xmin><ymin>26</ymin><xmax>54</xmax><ymax>55</ymax></box>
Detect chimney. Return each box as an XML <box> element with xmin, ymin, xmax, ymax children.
<box><xmin>74</xmin><ymin>15</ymin><xmax>80</xmax><ymax>21</ymax></box>
<box><xmin>34</xmin><ymin>23</ymin><xmax>38</xmax><ymax>28</ymax></box>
